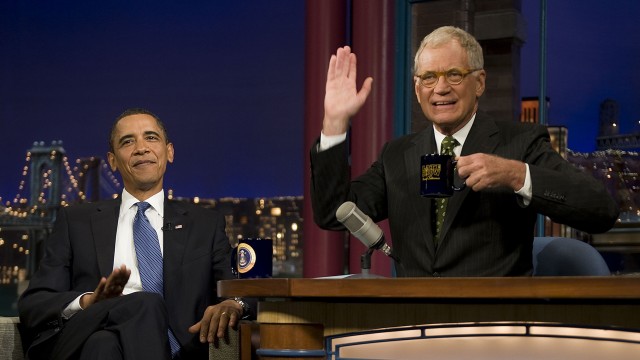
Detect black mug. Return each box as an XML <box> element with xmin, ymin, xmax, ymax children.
<box><xmin>231</xmin><ymin>238</ymin><xmax>273</xmax><ymax>278</ymax></box>
<box><xmin>420</xmin><ymin>153</ymin><xmax>466</xmax><ymax>197</ymax></box>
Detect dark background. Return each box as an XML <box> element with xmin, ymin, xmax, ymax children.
<box><xmin>1</xmin><ymin>0</ymin><xmax>639</xmax><ymax>200</ymax></box>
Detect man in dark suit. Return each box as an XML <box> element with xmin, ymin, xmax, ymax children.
<box><xmin>310</xmin><ymin>26</ymin><xmax>619</xmax><ymax>277</ymax></box>
<box><xmin>18</xmin><ymin>108</ymin><xmax>248</xmax><ymax>359</ymax></box>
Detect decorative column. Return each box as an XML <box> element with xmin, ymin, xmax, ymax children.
<box><xmin>303</xmin><ymin>0</ymin><xmax>349</xmax><ymax>277</ymax></box>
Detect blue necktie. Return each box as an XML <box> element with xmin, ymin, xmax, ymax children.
<box><xmin>133</xmin><ymin>202</ymin><xmax>180</xmax><ymax>356</ymax></box>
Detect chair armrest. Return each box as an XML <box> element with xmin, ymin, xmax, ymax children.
<box><xmin>209</xmin><ymin>324</ymin><xmax>239</xmax><ymax>360</ymax></box>
<box><xmin>209</xmin><ymin>320</ymin><xmax>259</xmax><ymax>360</ymax></box>
<box><xmin>0</xmin><ymin>317</ymin><xmax>24</xmax><ymax>360</ymax></box>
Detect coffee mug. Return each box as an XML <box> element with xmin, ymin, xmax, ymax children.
<box><xmin>231</xmin><ymin>238</ymin><xmax>273</xmax><ymax>278</ymax></box>
<box><xmin>420</xmin><ymin>153</ymin><xmax>466</xmax><ymax>197</ymax></box>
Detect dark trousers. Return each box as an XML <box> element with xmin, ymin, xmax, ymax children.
<box><xmin>28</xmin><ymin>292</ymin><xmax>173</xmax><ymax>360</ymax></box>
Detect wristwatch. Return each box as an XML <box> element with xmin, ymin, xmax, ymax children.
<box><xmin>232</xmin><ymin>297</ymin><xmax>250</xmax><ymax>318</ymax></box>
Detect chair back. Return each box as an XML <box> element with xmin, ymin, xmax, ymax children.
<box><xmin>533</xmin><ymin>237</ymin><xmax>610</xmax><ymax>276</ymax></box>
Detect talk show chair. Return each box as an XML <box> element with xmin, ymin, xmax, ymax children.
<box><xmin>532</xmin><ymin>236</ymin><xmax>611</xmax><ymax>276</ymax></box>
<box><xmin>0</xmin><ymin>317</ymin><xmax>22</xmax><ymax>360</ymax></box>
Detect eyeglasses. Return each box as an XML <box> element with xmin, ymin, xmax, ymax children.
<box><xmin>415</xmin><ymin>68</ymin><xmax>482</xmax><ymax>88</ymax></box>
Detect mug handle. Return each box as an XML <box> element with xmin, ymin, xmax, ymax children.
<box><xmin>452</xmin><ymin>160</ymin><xmax>467</xmax><ymax>191</ymax></box>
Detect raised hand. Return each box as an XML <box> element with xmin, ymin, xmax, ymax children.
<box><xmin>323</xmin><ymin>46</ymin><xmax>373</xmax><ymax>135</ymax></box>
<box><xmin>80</xmin><ymin>264</ymin><xmax>131</xmax><ymax>309</ymax></box>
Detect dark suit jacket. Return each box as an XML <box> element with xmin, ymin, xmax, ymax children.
<box><xmin>310</xmin><ymin>112</ymin><xmax>619</xmax><ymax>277</ymax></box>
<box><xmin>18</xmin><ymin>198</ymin><xmax>233</xmax><ymax>356</ymax></box>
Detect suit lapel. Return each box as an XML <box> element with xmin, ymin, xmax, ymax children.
<box><xmin>92</xmin><ymin>200</ymin><xmax>120</xmax><ymax>277</ymax></box>
<box><xmin>162</xmin><ymin>200</ymin><xmax>190</xmax><ymax>283</ymax></box>
<box><xmin>460</xmin><ymin>113</ymin><xmax>501</xmax><ymax>156</ymax></box>
<box><xmin>439</xmin><ymin>113</ymin><xmax>501</xmax><ymax>240</ymax></box>
<box><xmin>406</xmin><ymin>127</ymin><xmax>438</xmax><ymax>256</ymax></box>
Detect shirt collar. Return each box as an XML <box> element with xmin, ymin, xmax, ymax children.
<box><xmin>121</xmin><ymin>189</ymin><xmax>165</xmax><ymax>218</ymax></box>
<box><xmin>433</xmin><ymin>113</ymin><xmax>476</xmax><ymax>153</ymax></box>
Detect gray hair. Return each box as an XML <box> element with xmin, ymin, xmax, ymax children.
<box><xmin>413</xmin><ymin>26</ymin><xmax>484</xmax><ymax>74</ymax></box>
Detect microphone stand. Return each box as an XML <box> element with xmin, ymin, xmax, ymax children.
<box><xmin>346</xmin><ymin>248</ymin><xmax>384</xmax><ymax>278</ymax></box>
<box><xmin>360</xmin><ymin>248</ymin><xmax>374</xmax><ymax>276</ymax></box>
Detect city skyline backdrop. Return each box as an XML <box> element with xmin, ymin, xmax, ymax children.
<box><xmin>2</xmin><ymin>0</ymin><xmax>639</xmax><ymax>201</ymax></box>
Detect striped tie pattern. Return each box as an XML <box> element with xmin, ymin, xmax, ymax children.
<box><xmin>133</xmin><ymin>202</ymin><xmax>180</xmax><ymax>356</ymax></box>
<box><xmin>434</xmin><ymin>136</ymin><xmax>459</xmax><ymax>246</ymax></box>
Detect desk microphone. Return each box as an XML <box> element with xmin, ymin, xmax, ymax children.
<box><xmin>336</xmin><ymin>201</ymin><xmax>396</xmax><ymax>260</ymax></box>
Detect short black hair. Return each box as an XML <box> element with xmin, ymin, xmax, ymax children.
<box><xmin>108</xmin><ymin>108</ymin><xmax>170</xmax><ymax>152</ymax></box>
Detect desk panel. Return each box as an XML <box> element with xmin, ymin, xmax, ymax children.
<box><xmin>220</xmin><ymin>278</ymin><xmax>640</xmax><ymax>359</ymax></box>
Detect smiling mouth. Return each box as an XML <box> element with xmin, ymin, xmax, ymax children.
<box><xmin>132</xmin><ymin>160</ymin><xmax>156</xmax><ymax>167</ymax></box>
<box><xmin>433</xmin><ymin>100</ymin><xmax>456</xmax><ymax>106</ymax></box>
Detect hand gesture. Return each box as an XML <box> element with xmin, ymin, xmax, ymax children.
<box><xmin>188</xmin><ymin>299</ymin><xmax>243</xmax><ymax>343</ymax></box>
<box><xmin>80</xmin><ymin>264</ymin><xmax>131</xmax><ymax>309</ymax></box>
<box><xmin>323</xmin><ymin>46</ymin><xmax>373</xmax><ymax>135</ymax></box>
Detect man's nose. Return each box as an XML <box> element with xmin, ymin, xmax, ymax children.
<box><xmin>133</xmin><ymin>141</ymin><xmax>149</xmax><ymax>154</ymax></box>
<box><xmin>433</xmin><ymin>75</ymin><xmax>451</xmax><ymax>93</ymax></box>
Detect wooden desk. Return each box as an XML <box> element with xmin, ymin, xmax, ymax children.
<box><xmin>219</xmin><ymin>277</ymin><xmax>640</xmax><ymax>359</ymax></box>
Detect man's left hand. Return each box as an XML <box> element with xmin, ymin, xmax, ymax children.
<box><xmin>188</xmin><ymin>299</ymin><xmax>243</xmax><ymax>343</ymax></box>
<box><xmin>456</xmin><ymin>153</ymin><xmax>526</xmax><ymax>192</ymax></box>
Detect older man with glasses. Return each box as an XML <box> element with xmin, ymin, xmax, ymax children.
<box><xmin>309</xmin><ymin>26</ymin><xmax>618</xmax><ymax>277</ymax></box>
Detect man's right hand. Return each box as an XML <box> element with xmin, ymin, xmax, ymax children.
<box><xmin>323</xmin><ymin>46</ymin><xmax>373</xmax><ymax>136</ymax></box>
<box><xmin>80</xmin><ymin>264</ymin><xmax>131</xmax><ymax>309</ymax></box>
